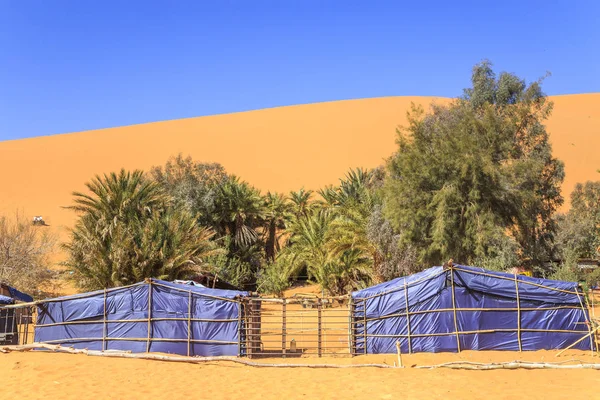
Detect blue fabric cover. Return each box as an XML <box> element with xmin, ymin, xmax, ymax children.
<box><xmin>0</xmin><ymin>294</ymin><xmax>15</xmax><ymax>305</ymax></box>
<box><xmin>6</xmin><ymin>285</ymin><xmax>33</xmax><ymax>303</ymax></box>
<box><xmin>34</xmin><ymin>279</ymin><xmax>247</xmax><ymax>356</ymax></box>
<box><xmin>352</xmin><ymin>265</ymin><xmax>593</xmax><ymax>354</ymax></box>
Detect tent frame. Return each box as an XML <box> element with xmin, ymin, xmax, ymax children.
<box><xmin>350</xmin><ymin>264</ymin><xmax>597</xmax><ymax>356</ymax></box>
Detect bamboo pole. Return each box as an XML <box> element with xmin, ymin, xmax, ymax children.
<box><xmin>514</xmin><ymin>274</ymin><xmax>522</xmax><ymax>352</ymax></box>
<box><xmin>416</xmin><ymin>360</ymin><xmax>600</xmax><ymax>370</ymax></box>
<box><xmin>403</xmin><ymin>278</ymin><xmax>412</xmax><ymax>354</ymax></box>
<box><xmin>575</xmin><ymin>285</ymin><xmax>595</xmax><ymax>355</ymax></box>
<box><xmin>237</xmin><ymin>300</ymin><xmax>242</xmax><ymax>357</ymax></box>
<box><xmin>281</xmin><ymin>299</ymin><xmax>286</xmax><ymax>358</ymax></box>
<box><xmin>0</xmin><ymin>343</ymin><xmax>397</xmax><ymax>368</ymax></box>
<box><xmin>347</xmin><ymin>296</ymin><xmax>353</xmax><ymax>355</ymax></box>
<box><xmin>450</xmin><ymin>268</ymin><xmax>461</xmax><ymax>352</ymax></box>
<box><xmin>452</xmin><ymin>266</ymin><xmax>581</xmax><ymax>295</ymax></box>
<box><xmin>363</xmin><ymin>299</ymin><xmax>368</xmax><ymax>355</ymax></box>
<box><xmin>151</xmin><ymin>281</ymin><xmax>241</xmax><ymax>304</ymax></box>
<box><xmin>187</xmin><ymin>290</ymin><xmax>192</xmax><ymax>357</ymax></box>
<box><xmin>364</xmin><ymin>327</ymin><xmax>589</xmax><ymax>339</ymax></box>
<box><xmin>40</xmin><ymin>337</ymin><xmax>239</xmax><ymax>345</ymax></box>
<box><xmin>583</xmin><ymin>290</ymin><xmax>598</xmax><ymax>356</ymax></box>
<box><xmin>555</xmin><ymin>325</ymin><xmax>600</xmax><ymax>357</ymax></box>
<box><xmin>36</xmin><ymin>316</ymin><xmax>238</xmax><ymax>328</ymax></box>
<box><xmin>360</xmin><ymin>269</ymin><xmax>447</xmax><ymax>301</ymax></box>
<box><xmin>146</xmin><ymin>280</ymin><xmax>152</xmax><ymax>353</ymax></box>
<box><xmin>317</xmin><ymin>298</ymin><xmax>322</xmax><ymax>357</ymax></box>
<box><xmin>361</xmin><ymin>305</ymin><xmax>583</xmax><ymax>323</ymax></box>
<box><xmin>102</xmin><ymin>289</ymin><xmax>107</xmax><ymax>352</ymax></box>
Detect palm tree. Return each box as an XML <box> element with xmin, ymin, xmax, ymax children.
<box><xmin>213</xmin><ymin>176</ymin><xmax>265</xmax><ymax>249</ymax></box>
<box><xmin>66</xmin><ymin>169</ymin><xmax>167</xmax><ymax>239</ymax></box>
<box><xmin>63</xmin><ymin>169</ymin><xmax>219</xmax><ymax>290</ymax></box>
<box><xmin>289</xmin><ymin>188</ymin><xmax>314</xmax><ymax>219</ymax></box>
<box><xmin>263</xmin><ymin>192</ymin><xmax>293</xmax><ymax>263</ymax></box>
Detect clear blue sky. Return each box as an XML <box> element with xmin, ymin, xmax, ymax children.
<box><xmin>1</xmin><ymin>0</ymin><xmax>598</xmax><ymax>141</ymax></box>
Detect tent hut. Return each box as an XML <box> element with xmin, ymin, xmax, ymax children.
<box><xmin>34</xmin><ymin>278</ymin><xmax>247</xmax><ymax>356</ymax></box>
<box><xmin>0</xmin><ymin>283</ymin><xmax>34</xmax><ymax>345</ymax></box>
<box><xmin>0</xmin><ymin>282</ymin><xmax>33</xmax><ymax>303</ymax></box>
<box><xmin>351</xmin><ymin>264</ymin><xmax>593</xmax><ymax>354</ymax></box>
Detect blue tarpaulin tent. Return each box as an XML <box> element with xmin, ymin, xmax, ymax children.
<box><xmin>0</xmin><ymin>283</ymin><xmax>33</xmax><ymax>303</ymax></box>
<box><xmin>34</xmin><ymin>279</ymin><xmax>248</xmax><ymax>356</ymax></box>
<box><xmin>351</xmin><ymin>264</ymin><xmax>593</xmax><ymax>354</ymax></box>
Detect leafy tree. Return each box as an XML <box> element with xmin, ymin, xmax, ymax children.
<box><xmin>149</xmin><ymin>153</ymin><xmax>228</xmax><ymax>229</ymax></box>
<box><xmin>383</xmin><ymin>60</ymin><xmax>564</xmax><ymax>272</ymax></box>
<box><xmin>0</xmin><ymin>212</ymin><xmax>56</xmax><ymax>298</ymax></box>
<box><xmin>63</xmin><ymin>169</ymin><xmax>219</xmax><ymax>290</ymax></box>
<box><xmin>553</xmin><ymin>181</ymin><xmax>600</xmax><ymax>286</ymax></box>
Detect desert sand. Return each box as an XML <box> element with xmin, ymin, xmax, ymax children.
<box><xmin>1</xmin><ymin>349</ymin><xmax>597</xmax><ymax>400</ymax></box>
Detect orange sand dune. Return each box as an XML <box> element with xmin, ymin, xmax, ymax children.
<box><xmin>0</xmin><ymin>94</ymin><xmax>598</xmax><ymax>262</ymax></box>
<box><xmin>1</xmin><ymin>350</ymin><xmax>597</xmax><ymax>400</ymax></box>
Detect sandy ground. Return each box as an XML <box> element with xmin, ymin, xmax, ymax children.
<box><xmin>1</xmin><ymin>349</ymin><xmax>598</xmax><ymax>400</ymax></box>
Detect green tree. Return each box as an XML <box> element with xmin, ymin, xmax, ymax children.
<box><xmin>149</xmin><ymin>153</ymin><xmax>229</xmax><ymax>229</ymax></box>
<box><xmin>63</xmin><ymin>169</ymin><xmax>219</xmax><ymax>290</ymax></box>
<box><xmin>383</xmin><ymin>60</ymin><xmax>564</xmax><ymax>272</ymax></box>
<box><xmin>263</xmin><ymin>192</ymin><xmax>293</xmax><ymax>263</ymax></box>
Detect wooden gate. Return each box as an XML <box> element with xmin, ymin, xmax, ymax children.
<box><xmin>240</xmin><ymin>295</ymin><xmax>354</xmax><ymax>358</ymax></box>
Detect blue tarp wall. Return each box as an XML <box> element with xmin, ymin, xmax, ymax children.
<box><xmin>35</xmin><ymin>279</ymin><xmax>247</xmax><ymax>356</ymax></box>
<box><xmin>352</xmin><ymin>265</ymin><xmax>593</xmax><ymax>354</ymax></box>
<box><xmin>2</xmin><ymin>284</ymin><xmax>33</xmax><ymax>303</ymax></box>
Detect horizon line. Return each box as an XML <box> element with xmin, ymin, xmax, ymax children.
<box><xmin>2</xmin><ymin>92</ymin><xmax>598</xmax><ymax>144</ymax></box>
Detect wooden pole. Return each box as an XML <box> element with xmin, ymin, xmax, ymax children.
<box><xmin>187</xmin><ymin>290</ymin><xmax>192</xmax><ymax>357</ymax></box>
<box><xmin>555</xmin><ymin>325</ymin><xmax>600</xmax><ymax>357</ymax></box>
<box><xmin>348</xmin><ymin>296</ymin><xmax>354</xmax><ymax>355</ymax></box>
<box><xmin>395</xmin><ymin>340</ymin><xmax>403</xmax><ymax>368</ymax></box>
<box><xmin>450</xmin><ymin>268</ymin><xmax>461</xmax><ymax>352</ymax></box>
<box><xmin>583</xmin><ymin>290</ymin><xmax>598</xmax><ymax>356</ymax></box>
<box><xmin>282</xmin><ymin>299</ymin><xmax>286</xmax><ymax>358</ymax></box>
<box><xmin>363</xmin><ymin>299</ymin><xmax>368</xmax><ymax>354</ymax></box>
<box><xmin>514</xmin><ymin>274</ymin><xmax>522</xmax><ymax>352</ymax></box>
<box><xmin>575</xmin><ymin>286</ymin><xmax>594</xmax><ymax>355</ymax></box>
<box><xmin>403</xmin><ymin>279</ymin><xmax>412</xmax><ymax>354</ymax></box>
<box><xmin>237</xmin><ymin>300</ymin><xmax>242</xmax><ymax>357</ymax></box>
<box><xmin>318</xmin><ymin>298</ymin><xmax>322</xmax><ymax>357</ymax></box>
<box><xmin>102</xmin><ymin>289</ymin><xmax>107</xmax><ymax>352</ymax></box>
<box><xmin>146</xmin><ymin>280</ymin><xmax>152</xmax><ymax>353</ymax></box>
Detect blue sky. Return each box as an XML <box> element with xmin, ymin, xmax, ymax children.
<box><xmin>1</xmin><ymin>0</ymin><xmax>598</xmax><ymax>141</ymax></box>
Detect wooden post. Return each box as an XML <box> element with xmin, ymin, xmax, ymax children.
<box><xmin>395</xmin><ymin>340</ymin><xmax>403</xmax><ymax>368</ymax></box>
<box><xmin>403</xmin><ymin>279</ymin><xmax>412</xmax><ymax>354</ymax></box>
<box><xmin>575</xmin><ymin>286</ymin><xmax>595</xmax><ymax>355</ymax></box>
<box><xmin>514</xmin><ymin>274</ymin><xmax>522</xmax><ymax>352</ymax></box>
<box><xmin>317</xmin><ymin>298</ymin><xmax>322</xmax><ymax>357</ymax></box>
<box><xmin>102</xmin><ymin>289</ymin><xmax>107</xmax><ymax>352</ymax></box>
<box><xmin>187</xmin><ymin>290</ymin><xmax>192</xmax><ymax>357</ymax></box>
<box><xmin>146</xmin><ymin>280</ymin><xmax>153</xmax><ymax>353</ymax></box>
<box><xmin>282</xmin><ymin>299</ymin><xmax>286</xmax><ymax>358</ymax></box>
<box><xmin>583</xmin><ymin>292</ymin><xmax>598</xmax><ymax>356</ymax></box>
<box><xmin>237</xmin><ymin>300</ymin><xmax>243</xmax><ymax>357</ymax></box>
<box><xmin>348</xmin><ymin>296</ymin><xmax>354</xmax><ymax>356</ymax></box>
<box><xmin>363</xmin><ymin>299</ymin><xmax>368</xmax><ymax>354</ymax></box>
<box><xmin>450</xmin><ymin>268</ymin><xmax>461</xmax><ymax>352</ymax></box>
